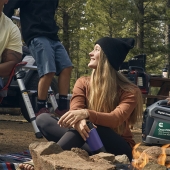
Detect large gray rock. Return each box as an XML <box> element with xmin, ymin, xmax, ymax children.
<box><xmin>114</xmin><ymin>154</ymin><xmax>130</xmax><ymax>164</ymax></box>
<box><xmin>29</xmin><ymin>141</ymin><xmax>63</xmax><ymax>169</ymax></box>
<box><xmin>143</xmin><ymin>162</ymin><xmax>167</xmax><ymax>170</ymax></box>
<box><xmin>90</xmin><ymin>152</ymin><xmax>115</xmax><ymax>163</ymax></box>
<box><xmin>29</xmin><ymin>141</ymin><xmax>116</xmax><ymax>170</ymax></box>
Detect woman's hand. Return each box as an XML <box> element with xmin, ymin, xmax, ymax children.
<box><xmin>73</xmin><ymin>119</ymin><xmax>90</xmax><ymax>141</ymax></box>
<box><xmin>58</xmin><ymin>109</ymin><xmax>89</xmax><ymax>128</ymax></box>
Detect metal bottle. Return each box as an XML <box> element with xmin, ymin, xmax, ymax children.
<box><xmin>86</xmin><ymin>121</ymin><xmax>106</xmax><ymax>154</ymax></box>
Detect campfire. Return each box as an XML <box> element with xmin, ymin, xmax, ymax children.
<box><xmin>27</xmin><ymin>141</ymin><xmax>170</xmax><ymax>170</ymax></box>
<box><xmin>132</xmin><ymin>143</ymin><xmax>170</xmax><ymax>170</ymax></box>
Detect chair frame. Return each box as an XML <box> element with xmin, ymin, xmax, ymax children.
<box><xmin>0</xmin><ymin>61</ymin><xmax>58</xmax><ymax>138</ymax></box>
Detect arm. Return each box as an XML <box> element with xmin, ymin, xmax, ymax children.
<box><xmin>0</xmin><ymin>49</ymin><xmax>22</xmax><ymax>77</ymax></box>
<box><xmin>70</xmin><ymin>77</ymin><xmax>138</xmax><ymax>129</ymax></box>
<box><xmin>58</xmin><ymin>77</ymin><xmax>89</xmax><ymax>127</ymax></box>
<box><xmin>70</xmin><ymin>76</ymin><xmax>89</xmax><ymax>110</ymax></box>
<box><xmin>0</xmin><ymin>18</ymin><xmax>22</xmax><ymax>77</ymax></box>
<box><xmin>88</xmin><ymin>91</ymin><xmax>137</xmax><ymax>129</ymax></box>
<box><xmin>58</xmin><ymin>77</ymin><xmax>91</xmax><ymax>140</ymax></box>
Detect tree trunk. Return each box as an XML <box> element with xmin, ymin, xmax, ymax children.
<box><xmin>166</xmin><ymin>0</ymin><xmax>170</xmax><ymax>77</ymax></box>
<box><xmin>135</xmin><ymin>0</ymin><xmax>144</xmax><ymax>50</ymax></box>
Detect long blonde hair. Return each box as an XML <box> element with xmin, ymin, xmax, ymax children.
<box><xmin>88</xmin><ymin>50</ymin><xmax>143</xmax><ymax>134</ymax></box>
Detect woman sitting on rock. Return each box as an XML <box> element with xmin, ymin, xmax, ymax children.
<box><xmin>18</xmin><ymin>37</ymin><xmax>143</xmax><ymax>170</ymax></box>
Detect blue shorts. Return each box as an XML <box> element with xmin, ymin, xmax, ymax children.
<box><xmin>29</xmin><ymin>37</ymin><xmax>73</xmax><ymax>77</ymax></box>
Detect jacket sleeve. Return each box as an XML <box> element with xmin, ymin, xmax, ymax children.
<box><xmin>70</xmin><ymin>77</ymin><xmax>139</xmax><ymax>130</ymax></box>
<box><xmin>88</xmin><ymin>90</ymin><xmax>138</xmax><ymax>129</ymax></box>
<box><xmin>3</xmin><ymin>0</ymin><xmax>23</xmax><ymax>18</ymax></box>
<box><xmin>70</xmin><ymin>77</ymin><xmax>88</xmax><ymax>110</ymax></box>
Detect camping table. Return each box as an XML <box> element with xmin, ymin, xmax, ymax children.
<box><xmin>143</xmin><ymin>76</ymin><xmax>170</xmax><ymax>106</ymax></box>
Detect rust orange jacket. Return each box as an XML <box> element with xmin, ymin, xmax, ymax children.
<box><xmin>70</xmin><ymin>76</ymin><xmax>141</xmax><ymax>148</ymax></box>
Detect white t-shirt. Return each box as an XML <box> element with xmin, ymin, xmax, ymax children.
<box><xmin>0</xmin><ymin>12</ymin><xmax>22</xmax><ymax>62</ymax></box>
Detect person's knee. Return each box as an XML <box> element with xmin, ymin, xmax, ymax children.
<box><xmin>43</xmin><ymin>72</ymin><xmax>55</xmax><ymax>78</ymax></box>
<box><xmin>61</xmin><ymin>66</ymin><xmax>72</xmax><ymax>75</ymax></box>
<box><xmin>39</xmin><ymin>72</ymin><xmax>55</xmax><ymax>83</ymax></box>
<box><xmin>36</xmin><ymin>113</ymin><xmax>50</xmax><ymax>128</ymax></box>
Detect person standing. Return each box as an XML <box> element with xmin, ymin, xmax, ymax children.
<box><xmin>4</xmin><ymin>0</ymin><xmax>73</xmax><ymax>116</ymax></box>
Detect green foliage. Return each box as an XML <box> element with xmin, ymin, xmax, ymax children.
<box><xmin>54</xmin><ymin>0</ymin><xmax>170</xmax><ymax>91</ymax></box>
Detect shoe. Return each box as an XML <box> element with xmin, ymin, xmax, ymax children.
<box><xmin>35</xmin><ymin>108</ymin><xmax>50</xmax><ymax>117</ymax></box>
<box><xmin>55</xmin><ymin>108</ymin><xmax>68</xmax><ymax>117</ymax></box>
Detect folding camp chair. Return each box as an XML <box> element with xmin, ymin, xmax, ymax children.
<box><xmin>0</xmin><ymin>61</ymin><xmax>59</xmax><ymax>138</ymax></box>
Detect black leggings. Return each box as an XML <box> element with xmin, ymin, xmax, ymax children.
<box><xmin>36</xmin><ymin>113</ymin><xmax>132</xmax><ymax>161</ymax></box>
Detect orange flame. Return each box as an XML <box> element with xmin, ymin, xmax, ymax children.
<box><xmin>132</xmin><ymin>143</ymin><xmax>141</xmax><ymax>159</ymax></box>
<box><xmin>132</xmin><ymin>143</ymin><xmax>170</xmax><ymax>170</ymax></box>
<box><xmin>132</xmin><ymin>143</ymin><xmax>149</xmax><ymax>170</ymax></box>
<box><xmin>157</xmin><ymin>147</ymin><xmax>166</xmax><ymax>165</ymax></box>
<box><xmin>132</xmin><ymin>152</ymin><xmax>149</xmax><ymax>170</ymax></box>
<box><xmin>158</xmin><ymin>144</ymin><xmax>170</xmax><ymax>166</ymax></box>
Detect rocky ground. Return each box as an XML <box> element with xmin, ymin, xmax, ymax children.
<box><xmin>0</xmin><ymin>112</ymin><xmax>147</xmax><ymax>155</ymax></box>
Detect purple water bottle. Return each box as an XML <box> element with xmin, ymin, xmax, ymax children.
<box><xmin>86</xmin><ymin>121</ymin><xmax>106</xmax><ymax>154</ymax></box>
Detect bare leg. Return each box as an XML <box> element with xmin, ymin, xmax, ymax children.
<box><xmin>58</xmin><ymin>66</ymin><xmax>72</xmax><ymax>95</ymax></box>
<box><xmin>38</xmin><ymin>72</ymin><xmax>55</xmax><ymax>100</ymax></box>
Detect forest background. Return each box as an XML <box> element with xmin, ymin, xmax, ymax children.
<box><xmin>15</xmin><ymin>0</ymin><xmax>170</xmax><ymax>91</ymax></box>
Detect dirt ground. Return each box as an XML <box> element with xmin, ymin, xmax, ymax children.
<box><xmin>0</xmin><ymin>112</ymin><xmax>148</xmax><ymax>155</ymax></box>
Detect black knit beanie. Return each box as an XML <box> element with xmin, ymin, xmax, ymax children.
<box><xmin>95</xmin><ymin>37</ymin><xmax>135</xmax><ymax>71</ymax></box>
